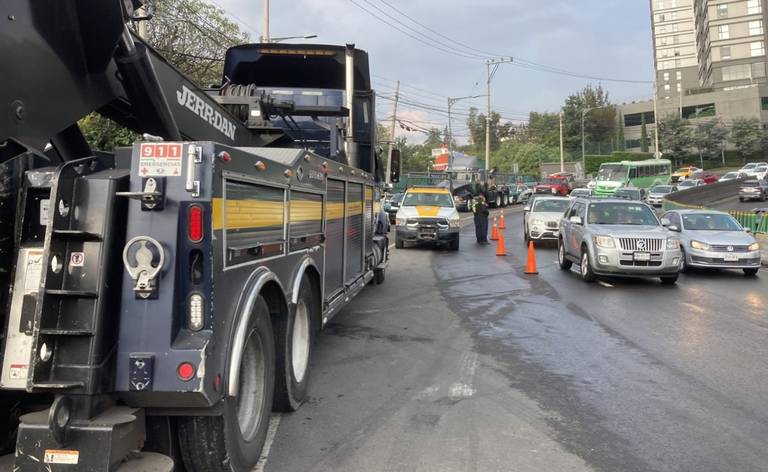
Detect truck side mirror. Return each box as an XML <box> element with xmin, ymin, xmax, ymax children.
<box><xmin>390</xmin><ymin>149</ymin><xmax>401</xmax><ymax>183</ymax></box>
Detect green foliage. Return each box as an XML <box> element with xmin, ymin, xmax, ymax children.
<box><xmin>527</xmin><ymin>112</ymin><xmax>560</xmax><ymax>148</ymax></box>
<box><xmin>616</xmin><ymin>113</ymin><xmax>625</xmax><ymax>151</ymax></box>
<box><xmin>78</xmin><ymin>114</ymin><xmax>139</xmax><ymax>151</ymax></box>
<box><xmin>692</xmin><ymin>120</ymin><xmax>728</xmax><ymax>167</ymax></box>
<box><xmin>465</xmin><ymin>108</ymin><xmax>511</xmax><ymax>154</ymax></box>
<box><xmin>730</xmin><ymin>117</ymin><xmax>764</xmax><ymax>158</ymax></box>
<box><xmin>584</xmin><ymin>152</ymin><xmax>653</xmax><ymax>175</ymax></box>
<box><xmin>492</xmin><ymin>142</ymin><xmax>559</xmax><ymax>175</ymax></box>
<box><xmin>561</xmin><ymin>84</ymin><xmax>616</xmax><ymax>154</ymax></box>
<box><xmin>658</xmin><ymin>115</ymin><xmax>693</xmax><ymax>160</ymax></box>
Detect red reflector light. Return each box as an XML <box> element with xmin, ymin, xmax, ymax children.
<box><xmin>188</xmin><ymin>205</ymin><xmax>204</xmax><ymax>243</ymax></box>
<box><xmin>178</xmin><ymin>362</ymin><xmax>196</xmax><ymax>381</ymax></box>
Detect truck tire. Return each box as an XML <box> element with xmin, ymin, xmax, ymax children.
<box><xmin>374</xmin><ymin>267</ymin><xmax>386</xmax><ymax>284</ymax></box>
<box><xmin>177</xmin><ymin>296</ymin><xmax>275</xmax><ymax>472</ymax></box>
<box><xmin>558</xmin><ymin>239</ymin><xmax>572</xmax><ymax>270</ymax></box>
<box><xmin>580</xmin><ymin>247</ymin><xmax>596</xmax><ymax>283</ymax></box>
<box><xmin>273</xmin><ymin>274</ymin><xmax>316</xmax><ymax>412</ymax></box>
<box><xmin>395</xmin><ymin>234</ymin><xmax>404</xmax><ymax>249</ymax></box>
<box><xmin>449</xmin><ymin>237</ymin><xmax>460</xmax><ymax>251</ymax></box>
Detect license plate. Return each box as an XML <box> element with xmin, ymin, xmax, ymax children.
<box><xmin>724</xmin><ymin>254</ymin><xmax>739</xmax><ymax>262</ymax></box>
<box><xmin>633</xmin><ymin>252</ymin><xmax>651</xmax><ymax>261</ymax></box>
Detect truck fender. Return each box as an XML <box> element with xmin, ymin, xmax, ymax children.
<box><xmin>290</xmin><ymin>256</ymin><xmax>320</xmax><ymax>305</ymax></box>
<box><xmin>226</xmin><ymin>266</ymin><xmax>286</xmax><ymax>397</ymax></box>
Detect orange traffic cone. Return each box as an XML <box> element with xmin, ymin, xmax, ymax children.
<box><xmin>499</xmin><ymin>211</ymin><xmax>506</xmax><ymax>229</ymax></box>
<box><xmin>524</xmin><ymin>241</ymin><xmax>538</xmax><ymax>274</ymax></box>
<box><xmin>496</xmin><ymin>229</ymin><xmax>506</xmax><ymax>256</ymax></box>
<box><xmin>490</xmin><ymin>220</ymin><xmax>499</xmax><ymax>241</ymax></box>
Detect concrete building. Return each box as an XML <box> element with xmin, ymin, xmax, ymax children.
<box><xmin>619</xmin><ymin>0</ymin><xmax>768</xmax><ymax>152</ymax></box>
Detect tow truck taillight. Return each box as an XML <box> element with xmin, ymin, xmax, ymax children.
<box><xmin>188</xmin><ymin>205</ymin><xmax>204</xmax><ymax>242</ymax></box>
<box><xmin>178</xmin><ymin>362</ymin><xmax>196</xmax><ymax>381</ymax></box>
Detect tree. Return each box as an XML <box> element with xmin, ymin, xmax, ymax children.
<box><xmin>527</xmin><ymin>112</ymin><xmax>560</xmax><ymax>148</ymax></box>
<box><xmin>616</xmin><ymin>113</ymin><xmax>625</xmax><ymax>151</ymax></box>
<box><xmin>493</xmin><ymin>142</ymin><xmax>558</xmax><ymax>175</ymax></box>
<box><xmin>80</xmin><ymin>0</ymin><xmax>250</xmax><ymax>151</ymax></box>
<box><xmin>561</xmin><ymin>84</ymin><xmax>616</xmax><ymax>155</ymax></box>
<box><xmin>640</xmin><ymin>114</ymin><xmax>649</xmax><ymax>153</ymax></box>
<box><xmin>658</xmin><ymin>115</ymin><xmax>693</xmax><ymax>162</ymax></box>
<box><xmin>466</xmin><ymin>107</ymin><xmax>504</xmax><ymax>154</ymax></box>
<box><xmin>730</xmin><ymin>117</ymin><xmax>764</xmax><ymax>159</ymax></box>
<box><xmin>692</xmin><ymin>120</ymin><xmax>729</xmax><ymax>169</ymax></box>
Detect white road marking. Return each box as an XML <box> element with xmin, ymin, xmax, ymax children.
<box><xmin>414</xmin><ymin>385</ymin><xmax>440</xmax><ymax>400</ymax></box>
<box><xmin>253</xmin><ymin>414</ymin><xmax>282</xmax><ymax>472</ymax></box>
<box><xmin>449</xmin><ymin>352</ymin><xmax>478</xmax><ymax>399</ymax></box>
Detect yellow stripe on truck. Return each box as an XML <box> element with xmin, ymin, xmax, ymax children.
<box><xmin>212</xmin><ymin>198</ymin><xmax>365</xmax><ymax>230</ymax></box>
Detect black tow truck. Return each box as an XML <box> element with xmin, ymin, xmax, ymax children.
<box><xmin>0</xmin><ymin>1</ymin><xmax>393</xmax><ymax>470</ymax></box>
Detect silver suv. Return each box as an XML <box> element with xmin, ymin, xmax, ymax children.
<box><xmin>558</xmin><ymin>198</ymin><xmax>682</xmax><ymax>284</ymax></box>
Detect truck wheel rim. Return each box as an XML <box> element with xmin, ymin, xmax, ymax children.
<box><xmin>559</xmin><ymin>244</ymin><xmax>565</xmax><ymax>264</ymax></box>
<box><xmin>292</xmin><ymin>301</ymin><xmax>311</xmax><ymax>383</ymax></box>
<box><xmin>236</xmin><ymin>329</ymin><xmax>266</xmax><ymax>441</ymax></box>
<box><xmin>581</xmin><ymin>253</ymin><xmax>589</xmax><ymax>277</ymax></box>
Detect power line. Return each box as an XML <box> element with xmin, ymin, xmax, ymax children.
<box><xmin>207</xmin><ymin>0</ymin><xmax>260</xmax><ymax>38</ymax></box>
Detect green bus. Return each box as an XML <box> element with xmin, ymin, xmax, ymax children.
<box><xmin>593</xmin><ymin>159</ymin><xmax>672</xmax><ymax>196</ymax></box>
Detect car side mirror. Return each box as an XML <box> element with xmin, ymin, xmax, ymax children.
<box><xmin>660</xmin><ymin>217</ymin><xmax>671</xmax><ymax>227</ymax></box>
<box><xmin>569</xmin><ymin>216</ymin><xmax>583</xmax><ymax>225</ymax></box>
<box><xmin>523</xmin><ymin>206</ymin><xmax>530</xmax><ymax>212</ymax></box>
<box><xmin>745</xmin><ymin>227</ymin><xmax>753</xmax><ymax>233</ymax></box>
<box><xmin>668</xmin><ymin>225</ymin><xmax>681</xmax><ymax>232</ymax></box>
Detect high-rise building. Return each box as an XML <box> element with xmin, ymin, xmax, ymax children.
<box><xmin>617</xmin><ymin>1</ymin><xmax>768</xmax><ymax>154</ymax></box>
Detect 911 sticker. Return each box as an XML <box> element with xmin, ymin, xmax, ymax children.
<box><xmin>44</xmin><ymin>449</ymin><xmax>79</xmax><ymax>464</ymax></box>
<box><xmin>139</xmin><ymin>143</ymin><xmax>183</xmax><ymax>177</ymax></box>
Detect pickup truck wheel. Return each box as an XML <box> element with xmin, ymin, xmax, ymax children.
<box><xmin>449</xmin><ymin>237</ymin><xmax>460</xmax><ymax>251</ymax></box>
<box><xmin>558</xmin><ymin>240</ymin><xmax>572</xmax><ymax>270</ymax></box>
<box><xmin>177</xmin><ymin>296</ymin><xmax>275</xmax><ymax>472</ymax></box>
<box><xmin>495</xmin><ymin>194</ymin><xmax>502</xmax><ymax>207</ymax></box>
<box><xmin>580</xmin><ymin>248</ymin><xmax>596</xmax><ymax>283</ymax></box>
<box><xmin>274</xmin><ymin>274</ymin><xmax>316</xmax><ymax>411</ymax></box>
<box><xmin>395</xmin><ymin>234</ymin><xmax>404</xmax><ymax>249</ymax></box>
<box><xmin>679</xmin><ymin>249</ymin><xmax>689</xmax><ymax>273</ymax></box>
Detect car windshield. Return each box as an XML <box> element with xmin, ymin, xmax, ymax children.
<box><xmin>532</xmin><ymin>199</ymin><xmax>570</xmax><ymax>213</ymax></box>
<box><xmin>597</xmin><ymin>164</ymin><xmax>627</xmax><ymax>182</ymax></box>
<box><xmin>402</xmin><ymin>192</ymin><xmax>454</xmax><ymax>207</ymax></box>
<box><xmin>682</xmin><ymin>213</ymin><xmax>742</xmax><ymax>231</ymax></box>
<box><xmin>392</xmin><ymin>193</ymin><xmax>404</xmax><ymax>204</ymax></box>
<box><xmin>651</xmin><ymin>185</ymin><xmax>673</xmax><ymax>193</ymax></box>
<box><xmin>572</xmin><ymin>190</ymin><xmax>590</xmax><ymax>196</ymax></box>
<box><xmin>743</xmin><ymin>164</ymin><xmax>757</xmax><ymax>170</ymax></box>
<box><xmin>721</xmin><ymin>173</ymin><xmax>737</xmax><ymax>179</ymax></box>
<box><xmin>587</xmin><ymin>202</ymin><xmax>659</xmax><ymax>226</ymax></box>
<box><xmin>678</xmin><ymin>181</ymin><xmax>696</xmax><ymax>187</ymax></box>
<box><xmin>756</xmin><ymin>166</ymin><xmax>768</xmax><ymax>172</ymax></box>
<box><xmin>616</xmin><ymin>189</ymin><xmax>640</xmax><ymax>198</ymax></box>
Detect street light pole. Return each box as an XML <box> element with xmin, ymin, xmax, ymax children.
<box><xmin>485</xmin><ymin>58</ymin><xmax>513</xmax><ymax>173</ymax></box>
<box><xmin>653</xmin><ymin>82</ymin><xmax>661</xmax><ymax>159</ymax></box>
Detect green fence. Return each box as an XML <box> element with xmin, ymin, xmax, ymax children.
<box><xmin>729</xmin><ymin>211</ymin><xmax>768</xmax><ymax>233</ymax></box>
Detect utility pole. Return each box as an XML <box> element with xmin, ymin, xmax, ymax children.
<box><xmin>448</xmin><ymin>95</ymin><xmax>484</xmax><ymax>170</ymax></box>
<box><xmin>485</xmin><ymin>58</ymin><xmax>513</xmax><ymax>173</ymax></box>
<box><xmin>263</xmin><ymin>0</ymin><xmax>270</xmax><ymax>43</ymax></box>
<box><xmin>386</xmin><ymin>80</ymin><xmax>400</xmax><ymax>185</ymax></box>
<box><xmin>559</xmin><ymin>112</ymin><xmax>565</xmax><ymax>173</ymax></box>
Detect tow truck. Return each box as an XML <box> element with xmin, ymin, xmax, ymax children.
<box><xmin>0</xmin><ymin>1</ymin><xmax>391</xmax><ymax>470</ymax></box>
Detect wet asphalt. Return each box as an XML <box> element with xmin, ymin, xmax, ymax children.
<box><xmin>264</xmin><ymin>208</ymin><xmax>768</xmax><ymax>472</ymax></box>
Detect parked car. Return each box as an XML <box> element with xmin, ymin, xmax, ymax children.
<box><xmin>719</xmin><ymin>171</ymin><xmax>748</xmax><ymax>182</ymax></box>
<box><xmin>615</xmin><ymin>187</ymin><xmax>646</xmax><ymax>201</ymax></box>
<box><xmin>647</xmin><ymin>185</ymin><xmax>677</xmax><ymax>207</ymax></box>
<box><xmin>570</xmin><ymin>188</ymin><xmax>592</xmax><ymax>199</ymax></box>
<box><xmin>535</xmin><ymin>175</ymin><xmax>572</xmax><ymax>196</ymax></box>
<box><xmin>510</xmin><ymin>184</ymin><xmax>533</xmax><ymax>204</ymax></box>
<box><xmin>741</xmin><ymin>162</ymin><xmax>768</xmax><ymax>177</ymax></box>
<box><xmin>739</xmin><ymin>179</ymin><xmax>768</xmax><ymax>202</ymax></box>
<box><xmin>676</xmin><ymin>179</ymin><xmax>704</xmax><ymax>191</ymax></box>
<box><xmin>752</xmin><ymin>164</ymin><xmax>768</xmax><ymax>181</ymax></box>
<box><xmin>384</xmin><ymin>192</ymin><xmax>404</xmax><ymax>224</ymax></box>
<box><xmin>671</xmin><ymin>166</ymin><xmax>701</xmax><ymax>183</ymax></box>
<box><xmin>558</xmin><ymin>198</ymin><xmax>682</xmax><ymax>284</ymax></box>
<box><xmin>523</xmin><ymin>196</ymin><xmax>570</xmax><ymax>243</ymax></box>
<box><xmin>690</xmin><ymin>170</ymin><xmax>718</xmax><ymax>185</ymax></box>
<box><xmin>662</xmin><ymin>210</ymin><xmax>761</xmax><ymax>276</ymax></box>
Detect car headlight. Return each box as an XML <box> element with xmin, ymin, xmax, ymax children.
<box><xmin>666</xmin><ymin>239</ymin><xmax>680</xmax><ymax>250</ymax></box>
<box><xmin>749</xmin><ymin>242</ymin><xmax>760</xmax><ymax>251</ymax></box>
<box><xmin>396</xmin><ymin>217</ymin><xmax>407</xmax><ymax>226</ymax></box>
<box><xmin>449</xmin><ymin>217</ymin><xmax>461</xmax><ymax>228</ymax></box>
<box><xmin>690</xmin><ymin>240</ymin><xmax>710</xmax><ymax>250</ymax></box>
<box><xmin>594</xmin><ymin>235</ymin><xmax>615</xmax><ymax>248</ymax></box>
<box><xmin>531</xmin><ymin>219</ymin><xmax>544</xmax><ymax>226</ymax></box>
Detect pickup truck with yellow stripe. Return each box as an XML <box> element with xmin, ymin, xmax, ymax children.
<box><xmin>395</xmin><ymin>187</ymin><xmax>461</xmax><ymax>250</ymax></box>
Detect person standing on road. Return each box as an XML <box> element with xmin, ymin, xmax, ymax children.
<box><xmin>472</xmin><ymin>195</ymin><xmax>490</xmax><ymax>244</ymax></box>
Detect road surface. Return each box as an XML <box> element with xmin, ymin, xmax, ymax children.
<box><xmin>264</xmin><ymin>208</ymin><xmax>768</xmax><ymax>472</ymax></box>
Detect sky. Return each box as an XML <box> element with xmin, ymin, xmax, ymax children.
<box><xmin>216</xmin><ymin>0</ymin><xmax>656</xmax><ymax>145</ymax></box>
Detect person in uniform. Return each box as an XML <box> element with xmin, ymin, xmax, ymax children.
<box><xmin>472</xmin><ymin>195</ymin><xmax>490</xmax><ymax>244</ymax></box>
